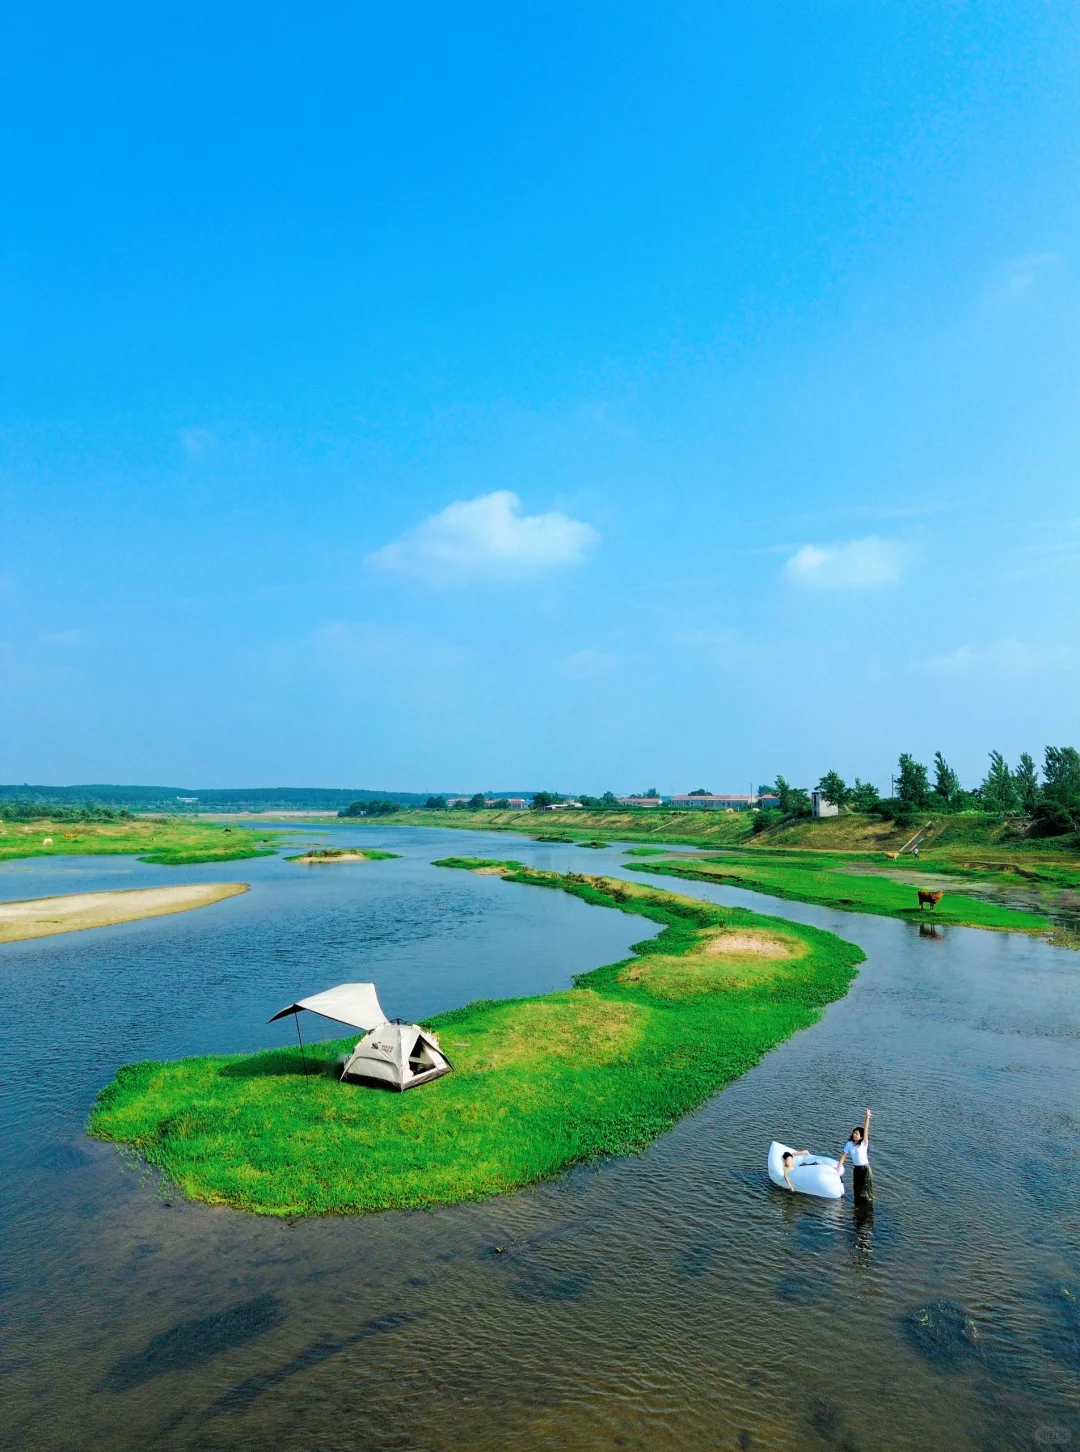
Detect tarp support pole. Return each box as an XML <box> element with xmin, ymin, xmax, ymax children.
<box><xmin>294</xmin><ymin>1011</ymin><xmax>308</xmax><ymax>1076</ymax></box>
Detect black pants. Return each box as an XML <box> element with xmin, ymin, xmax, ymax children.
<box><xmin>853</xmin><ymin>1164</ymin><xmax>874</xmax><ymax>1204</ymax></box>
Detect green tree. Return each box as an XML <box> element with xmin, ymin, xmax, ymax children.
<box><xmin>424</xmin><ymin>795</ymin><xmax>446</xmax><ymax>810</ymax></box>
<box><xmin>772</xmin><ymin>775</ymin><xmax>811</xmax><ymax>816</ymax></box>
<box><xmin>467</xmin><ymin>793</ymin><xmax>486</xmax><ymax>810</ymax></box>
<box><xmin>932</xmin><ymin>752</ymin><xmax>961</xmax><ymax>807</ymax></box>
<box><xmin>1031</xmin><ymin>745</ymin><xmax>1080</xmax><ymax>835</ymax></box>
<box><xmin>815</xmin><ymin>771</ymin><xmax>850</xmax><ymax>809</ymax></box>
<box><xmin>896</xmin><ymin>754</ymin><xmax>931</xmax><ymax>809</ymax></box>
<box><xmin>1042</xmin><ymin>746</ymin><xmax>1080</xmax><ymax>810</ymax></box>
<box><xmin>644</xmin><ymin>788</ymin><xmax>659</xmax><ymax>798</ymax></box>
<box><xmin>531</xmin><ymin>791</ymin><xmax>559</xmax><ymax>809</ymax></box>
<box><xmin>850</xmin><ymin>778</ymin><xmax>880</xmax><ymax>811</ymax></box>
<box><xmin>981</xmin><ymin>751</ymin><xmax>1019</xmax><ymax>813</ymax></box>
<box><xmin>1012</xmin><ymin>754</ymin><xmax>1040</xmax><ymax>813</ymax></box>
<box><xmin>339</xmin><ymin>798</ymin><xmax>399</xmax><ymax>818</ymax></box>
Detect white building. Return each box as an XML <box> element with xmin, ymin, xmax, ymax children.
<box><xmin>811</xmin><ymin>791</ymin><xmax>839</xmax><ymax>818</ymax></box>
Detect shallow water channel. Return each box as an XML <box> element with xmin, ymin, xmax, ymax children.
<box><xmin>1</xmin><ymin>825</ymin><xmax>1078</xmax><ymax>1451</ymax></box>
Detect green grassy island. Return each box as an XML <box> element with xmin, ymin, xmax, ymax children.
<box><xmin>0</xmin><ymin>815</ymin><xmax>280</xmax><ymax>866</ymax></box>
<box><xmin>286</xmin><ymin>847</ymin><xmax>400</xmax><ymax>863</ymax></box>
<box><xmin>88</xmin><ymin>864</ymin><xmax>864</xmax><ymax>1217</ymax></box>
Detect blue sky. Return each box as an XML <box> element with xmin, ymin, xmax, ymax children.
<box><xmin>2</xmin><ymin>4</ymin><xmax>1078</xmax><ymax>794</ymax></box>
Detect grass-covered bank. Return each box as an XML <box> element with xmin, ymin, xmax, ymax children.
<box><xmin>356</xmin><ymin>808</ymin><xmax>1080</xmax><ymax>928</ymax></box>
<box><xmin>626</xmin><ymin>854</ymin><xmax>1068</xmax><ymax>939</ymax></box>
<box><xmin>0</xmin><ymin>816</ymin><xmax>280</xmax><ymax>866</ymax></box>
<box><xmin>87</xmin><ymin>866</ymin><xmax>864</xmax><ymax>1217</ymax></box>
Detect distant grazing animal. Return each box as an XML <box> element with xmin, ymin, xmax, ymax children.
<box><xmin>885</xmin><ymin>851</ymin><xmax>900</xmax><ymax>861</ymax></box>
<box><xmin>42</xmin><ymin>837</ymin><xmax>53</xmax><ymax>846</ymax></box>
<box><xmin>918</xmin><ymin>889</ymin><xmax>944</xmax><ymax>911</ymax></box>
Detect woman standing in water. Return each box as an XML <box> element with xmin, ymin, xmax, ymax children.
<box><xmin>836</xmin><ymin>1108</ymin><xmax>873</xmax><ymax>1204</ymax></box>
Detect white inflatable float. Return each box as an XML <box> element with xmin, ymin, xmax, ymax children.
<box><xmin>768</xmin><ymin>1140</ymin><xmax>844</xmax><ymax>1200</ymax></box>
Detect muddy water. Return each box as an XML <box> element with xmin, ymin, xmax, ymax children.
<box><xmin>1</xmin><ymin>826</ymin><xmax>1078</xmax><ymax>1451</ymax></box>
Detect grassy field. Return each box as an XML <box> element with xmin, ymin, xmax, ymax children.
<box><xmin>0</xmin><ymin>816</ymin><xmax>280</xmax><ymax>866</ymax></box>
<box><xmin>626</xmin><ymin>853</ymin><xmax>1058</xmax><ymax>936</ymax></box>
<box><xmin>88</xmin><ymin>865</ymin><xmax>864</xmax><ymax>1217</ymax></box>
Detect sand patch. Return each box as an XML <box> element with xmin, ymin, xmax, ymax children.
<box><xmin>0</xmin><ymin>883</ymin><xmax>249</xmax><ymax>943</ymax></box>
<box><xmin>620</xmin><ymin>929</ymin><xmax>806</xmax><ymax>999</ymax></box>
<box><xmin>705</xmin><ymin>930</ymin><xmax>801</xmax><ymax>959</ymax></box>
<box><xmin>473</xmin><ymin>865</ymin><xmax>512</xmax><ymax>876</ymax></box>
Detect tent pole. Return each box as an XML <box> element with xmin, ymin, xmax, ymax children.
<box><xmin>294</xmin><ymin>1011</ymin><xmax>308</xmax><ymax>1076</ymax></box>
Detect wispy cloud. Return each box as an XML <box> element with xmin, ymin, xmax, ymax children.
<box><xmin>366</xmin><ymin>490</ymin><xmax>599</xmax><ymax>585</ymax></box>
<box><xmin>784</xmin><ymin>536</ymin><xmax>908</xmax><ymax>589</ymax></box>
<box><xmin>179</xmin><ymin>427</ymin><xmax>218</xmax><ymax>461</ymax></box>
<box><xmin>563</xmin><ymin>649</ymin><xmax>618</xmax><ymax>677</ymax></box>
<box><xmin>314</xmin><ymin>621</ymin><xmax>465</xmax><ymax>671</ymax></box>
<box><xmin>986</xmin><ymin>251</ymin><xmax>1061</xmax><ymax>305</ymax></box>
<box><xmin>673</xmin><ymin>628</ymin><xmax>771</xmax><ymax>669</ymax></box>
<box><xmin>39</xmin><ymin>629</ymin><xmax>83</xmax><ymax>646</ymax></box>
<box><xmin>919</xmin><ymin>639</ymin><xmax>1071</xmax><ymax>678</ymax></box>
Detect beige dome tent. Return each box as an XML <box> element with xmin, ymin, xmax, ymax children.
<box><xmin>268</xmin><ymin>982</ymin><xmax>451</xmax><ymax>1091</ymax></box>
<box><xmin>340</xmin><ymin>1020</ymin><xmax>452</xmax><ymax>1091</ymax></box>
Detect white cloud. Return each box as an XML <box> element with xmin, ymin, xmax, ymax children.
<box><xmin>366</xmin><ymin>490</ymin><xmax>599</xmax><ymax>585</ymax></box>
<box><xmin>784</xmin><ymin>536</ymin><xmax>907</xmax><ymax>589</ymax></box>
<box><xmin>920</xmin><ymin>639</ymin><xmax>1071</xmax><ymax>678</ymax></box>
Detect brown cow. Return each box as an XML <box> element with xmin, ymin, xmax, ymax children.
<box><xmin>918</xmin><ymin>889</ymin><xmax>944</xmax><ymax>911</ymax></box>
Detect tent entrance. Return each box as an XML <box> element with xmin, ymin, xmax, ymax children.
<box><xmin>408</xmin><ymin>1036</ymin><xmax>437</xmax><ymax>1076</ymax></box>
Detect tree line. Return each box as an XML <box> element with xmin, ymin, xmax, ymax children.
<box><xmin>766</xmin><ymin>746</ymin><xmax>1080</xmax><ymax>835</ymax></box>
<box><xmin>0</xmin><ymin>800</ymin><xmax>134</xmax><ymax>824</ymax></box>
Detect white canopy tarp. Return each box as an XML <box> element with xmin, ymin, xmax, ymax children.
<box><xmin>340</xmin><ymin>1021</ymin><xmax>452</xmax><ymax>1091</ymax></box>
<box><xmin>268</xmin><ymin>982</ymin><xmax>387</xmax><ymax>1031</ymax></box>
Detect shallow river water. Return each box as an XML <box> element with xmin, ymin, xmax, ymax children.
<box><xmin>1</xmin><ymin>825</ymin><xmax>1078</xmax><ymax>1451</ymax></box>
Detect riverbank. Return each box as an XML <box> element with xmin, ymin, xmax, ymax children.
<box><xmin>355</xmin><ymin>808</ymin><xmax>1080</xmax><ymax>931</ymax></box>
<box><xmin>87</xmin><ymin>865</ymin><xmax>864</xmax><ymax>1216</ymax></box>
<box><xmin>0</xmin><ymin>817</ymin><xmax>280</xmax><ymax>866</ymax></box>
<box><xmin>0</xmin><ymin>883</ymin><xmax>249</xmax><ymax>943</ymax></box>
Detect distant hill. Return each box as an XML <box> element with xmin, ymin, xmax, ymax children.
<box><xmin>0</xmin><ymin>785</ymin><xmax>451</xmax><ymax>814</ymax></box>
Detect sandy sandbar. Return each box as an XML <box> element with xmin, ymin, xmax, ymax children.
<box><xmin>0</xmin><ymin>882</ymin><xmax>249</xmax><ymax>943</ymax></box>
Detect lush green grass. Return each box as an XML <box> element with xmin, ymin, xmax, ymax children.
<box><xmin>0</xmin><ymin>816</ymin><xmax>280</xmax><ymax>866</ymax></box>
<box><xmin>628</xmin><ymin>854</ymin><xmax>1055</xmax><ymax>935</ymax></box>
<box><xmin>285</xmin><ymin>847</ymin><xmax>400</xmax><ymax>862</ymax></box>
<box><xmin>380</xmin><ymin>808</ymin><xmax>1080</xmax><ymax>929</ymax></box>
<box><xmin>87</xmin><ymin>865</ymin><xmax>865</xmax><ymax>1217</ymax></box>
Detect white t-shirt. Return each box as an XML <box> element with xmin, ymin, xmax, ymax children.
<box><xmin>844</xmin><ymin>1138</ymin><xmax>869</xmax><ymax>1167</ymax></box>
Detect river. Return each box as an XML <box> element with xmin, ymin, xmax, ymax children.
<box><xmin>1</xmin><ymin>824</ymin><xmax>1077</xmax><ymax>1451</ymax></box>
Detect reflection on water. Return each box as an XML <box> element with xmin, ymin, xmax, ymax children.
<box><xmin>1</xmin><ymin>825</ymin><xmax>1079</xmax><ymax>1451</ymax></box>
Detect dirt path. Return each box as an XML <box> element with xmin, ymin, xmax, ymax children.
<box><xmin>0</xmin><ymin>882</ymin><xmax>249</xmax><ymax>943</ymax></box>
